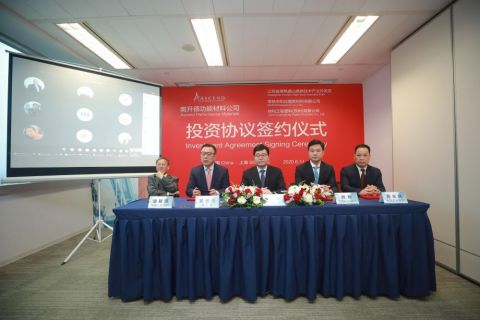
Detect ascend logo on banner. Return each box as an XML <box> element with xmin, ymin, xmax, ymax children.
<box><xmin>193</xmin><ymin>91</ymin><xmax>226</xmax><ymax>103</ymax></box>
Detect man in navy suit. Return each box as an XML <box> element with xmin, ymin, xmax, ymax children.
<box><xmin>295</xmin><ymin>139</ymin><xmax>338</xmax><ymax>192</ymax></box>
<box><xmin>186</xmin><ymin>143</ymin><xmax>230</xmax><ymax>197</ymax></box>
<box><xmin>340</xmin><ymin>144</ymin><xmax>385</xmax><ymax>196</ymax></box>
<box><xmin>241</xmin><ymin>144</ymin><xmax>286</xmax><ymax>193</ymax></box>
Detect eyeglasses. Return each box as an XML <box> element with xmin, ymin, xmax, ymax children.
<box><xmin>254</xmin><ymin>153</ymin><xmax>268</xmax><ymax>158</ymax></box>
<box><xmin>201</xmin><ymin>152</ymin><xmax>215</xmax><ymax>157</ymax></box>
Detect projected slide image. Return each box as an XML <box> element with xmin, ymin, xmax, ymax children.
<box><xmin>76</xmin><ymin>129</ymin><xmax>93</xmax><ymax>143</ymax></box>
<box><xmin>76</xmin><ymin>107</ymin><xmax>93</xmax><ymax>122</ymax></box>
<box><xmin>24</xmin><ymin>76</ymin><xmax>45</xmax><ymax>92</ymax></box>
<box><xmin>23</xmin><ymin>125</ymin><xmax>44</xmax><ymax>140</ymax></box>
<box><xmin>8</xmin><ymin>55</ymin><xmax>161</xmax><ymax>172</ymax></box>
<box><xmin>118</xmin><ymin>132</ymin><xmax>132</xmax><ymax>145</ymax></box>
<box><xmin>118</xmin><ymin>113</ymin><xmax>132</xmax><ymax>126</ymax></box>
<box><xmin>119</xmin><ymin>93</ymin><xmax>132</xmax><ymax>106</ymax></box>
<box><xmin>24</xmin><ymin>101</ymin><xmax>42</xmax><ymax>114</ymax></box>
<box><xmin>77</xmin><ymin>86</ymin><xmax>94</xmax><ymax>98</ymax></box>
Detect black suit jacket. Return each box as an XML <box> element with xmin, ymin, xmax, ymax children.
<box><xmin>294</xmin><ymin>161</ymin><xmax>338</xmax><ymax>192</ymax></box>
<box><xmin>241</xmin><ymin>165</ymin><xmax>286</xmax><ymax>193</ymax></box>
<box><xmin>340</xmin><ymin>164</ymin><xmax>386</xmax><ymax>193</ymax></box>
<box><xmin>185</xmin><ymin>163</ymin><xmax>230</xmax><ymax>197</ymax></box>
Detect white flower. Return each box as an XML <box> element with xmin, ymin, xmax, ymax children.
<box><xmin>303</xmin><ymin>193</ymin><xmax>314</xmax><ymax>204</ymax></box>
<box><xmin>237</xmin><ymin>196</ymin><xmax>247</xmax><ymax>205</ymax></box>
<box><xmin>288</xmin><ymin>185</ymin><xmax>299</xmax><ymax>196</ymax></box>
<box><xmin>252</xmin><ymin>196</ymin><xmax>261</xmax><ymax>205</ymax></box>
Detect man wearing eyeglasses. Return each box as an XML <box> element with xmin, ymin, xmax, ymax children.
<box><xmin>186</xmin><ymin>143</ymin><xmax>230</xmax><ymax>197</ymax></box>
<box><xmin>241</xmin><ymin>144</ymin><xmax>286</xmax><ymax>193</ymax></box>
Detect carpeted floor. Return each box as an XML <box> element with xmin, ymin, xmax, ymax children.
<box><xmin>0</xmin><ymin>231</ymin><xmax>479</xmax><ymax>320</ymax></box>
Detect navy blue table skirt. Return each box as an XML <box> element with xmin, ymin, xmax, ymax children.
<box><xmin>108</xmin><ymin>198</ymin><xmax>436</xmax><ymax>302</ymax></box>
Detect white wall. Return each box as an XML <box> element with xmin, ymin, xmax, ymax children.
<box><xmin>453</xmin><ymin>0</ymin><xmax>480</xmax><ymax>282</ymax></box>
<box><xmin>392</xmin><ymin>9</ymin><xmax>457</xmax><ymax>270</ymax></box>
<box><xmin>391</xmin><ymin>0</ymin><xmax>480</xmax><ymax>282</ymax></box>
<box><xmin>0</xmin><ymin>180</ymin><xmax>92</xmax><ymax>266</ymax></box>
<box><xmin>362</xmin><ymin>65</ymin><xmax>393</xmax><ymax>191</ymax></box>
<box><xmin>0</xmin><ymin>40</ymin><xmax>94</xmax><ymax>267</ymax></box>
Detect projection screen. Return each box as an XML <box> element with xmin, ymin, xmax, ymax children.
<box><xmin>5</xmin><ymin>53</ymin><xmax>161</xmax><ymax>182</ymax></box>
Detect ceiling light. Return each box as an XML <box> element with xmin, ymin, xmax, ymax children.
<box><xmin>320</xmin><ymin>16</ymin><xmax>379</xmax><ymax>65</ymax></box>
<box><xmin>57</xmin><ymin>22</ymin><xmax>131</xmax><ymax>69</ymax></box>
<box><xmin>190</xmin><ymin>18</ymin><xmax>225</xmax><ymax>66</ymax></box>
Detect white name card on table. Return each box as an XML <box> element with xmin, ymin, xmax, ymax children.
<box><xmin>195</xmin><ymin>195</ymin><xmax>220</xmax><ymax>208</ymax></box>
<box><xmin>148</xmin><ymin>196</ymin><xmax>174</xmax><ymax>208</ymax></box>
<box><xmin>334</xmin><ymin>192</ymin><xmax>359</xmax><ymax>205</ymax></box>
<box><xmin>263</xmin><ymin>194</ymin><xmax>286</xmax><ymax>206</ymax></box>
<box><xmin>380</xmin><ymin>192</ymin><xmax>408</xmax><ymax>204</ymax></box>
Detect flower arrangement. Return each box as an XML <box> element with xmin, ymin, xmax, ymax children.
<box><xmin>222</xmin><ymin>185</ymin><xmax>266</xmax><ymax>208</ymax></box>
<box><xmin>283</xmin><ymin>183</ymin><xmax>334</xmax><ymax>206</ymax></box>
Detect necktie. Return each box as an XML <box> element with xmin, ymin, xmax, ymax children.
<box><xmin>206</xmin><ymin>168</ymin><xmax>212</xmax><ymax>190</ymax></box>
<box><xmin>313</xmin><ymin>166</ymin><xmax>320</xmax><ymax>184</ymax></box>
<box><xmin>260</xmin><ymin>169</ymin><xmax>266</xmax><ymax>188</ymax></box>
<box><xmin>360</xmin><ymin>168</ymin><xmax>366</xmax><ymax>189</ymax></box>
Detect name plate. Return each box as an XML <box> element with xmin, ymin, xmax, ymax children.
<box><xmin>380</xmin><ymin>192</ymin><xmax>408</xmax><ymax>204</ymax></box>
<box><xmin>148</xmin><ymin>196</ymin><xmax>174</xmax><ymax>208</ymax></box>
<box><xmin>195</xmin><ymin>195</ymin><xmax>220</xmax><ymax>208</ymax></box>
<box><xmin>263</xmin><ymin>194</ymin><xmax>286</xmax><ymax>206</ymax></box>
<box><xmin>334</xmin><ymin>192</ymin><xmax>359</xmax><ymax>205</ymax></box>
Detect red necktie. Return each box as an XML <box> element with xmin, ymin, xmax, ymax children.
<box><xmin>206</xmin><ymin>168</ymin><xmax>212</xmax><ymax>190</ymax></box>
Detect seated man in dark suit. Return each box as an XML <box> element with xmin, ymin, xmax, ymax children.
<box><xmin>295</xmin><ymin>139</ymin><xmax>338</xmax><ymax>192</ymax></box>
<box><xmin>340</xmin><ymin>144</ymin><xmax>386</xmax><ymax>196</ymax></box>
<box><xmin>186</xmin><ymin>143</ymin><xmax>230</xmax><ymax>197</ymax></box>
<box><xmin>147</xmin><ymin>156</ymin><xmax>180</xmax><ymax>196</ymax></box>
<box><xmin>241</xmin><ymin>144</ymin><xmax>286</xmax><ymax>193</ymax></box>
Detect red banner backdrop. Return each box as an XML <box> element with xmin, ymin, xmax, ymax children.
<box><xmin>161</xmin><ymin>84</ymin><xmax>364</xmax><ymax>196</ymax></box>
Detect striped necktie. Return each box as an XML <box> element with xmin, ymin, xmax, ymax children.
<box><xmin>260</xmin><ymin>169</ymin><xmax>266</xmax><ymax>188</ymax></box>
<box><xmin>313</xmin><ymin>166</ymin><xmax>320</xmax><ymax>184</ymax></box>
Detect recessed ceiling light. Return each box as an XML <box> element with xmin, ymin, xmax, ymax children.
<box><xmin>320</xmin><ymin>16</ymin><xmax>379</xmax><ymax>65</ymax></box>
<box><xmin>57</xmin><ymin>22</ymin><xmax>131</xmax><ymax>69</ymax></box>
<box><xmin>190</xmin><ymin>18</ymin><xmax>225</xmax><ymax>66</ymax></box>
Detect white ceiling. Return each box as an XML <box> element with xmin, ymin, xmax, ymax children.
<box><xmin>0</xmin><ymin>0</ymin><xmax>452</xmax><ymax>86</ymax></box>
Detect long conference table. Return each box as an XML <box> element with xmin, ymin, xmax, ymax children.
<box><xmin>108</xmin><ymin>198</ymin><xmax>436</xmax><ymax>302</ymax></box>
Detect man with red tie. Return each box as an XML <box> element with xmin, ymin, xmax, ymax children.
<box><xmin>186</xmin><ymin>143</ymin><xmax>230</xmax><ymax>197</ymax></box>
<box><xmin>340</xmin><ymin>144</ymin><xmax>385</xmax><ymax>196</ymax></box>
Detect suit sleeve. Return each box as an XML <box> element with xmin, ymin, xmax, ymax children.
<box><xmin>374</xmin><ymin>169</ymin><xmax>386</xmax><ymax>192</ymax></box>
<box><xmin>340</xmin><ymin>167</ymin><xmax>361</xmax><ymax>193</ymax></box>
<box><xmin>294</xmin><ymin>165</ymin><xmax>304</xmax><ymax>184</ymax></box>
<box><xmin>327</xmin><ymin>166</ymin><xmax>338</xmax><ymax>192</ymax></box>
<box><xmin>185</xmin><ymin>169</ymin><xmax>196</xmax><ymax>197</ymax></box>
<box><xmin>241</xmin><ymin>170</ymin><xmax>249</xmax><ymax>186</ymax></box>
<box><xmin>147</xmin><ymin>176</ymin><xmax>159</xmax><ymax>196</ymax></box>
<box><xmin>276</xmin><ymin>169</ymin><xmax>287</xmax><ymax>192</ymax></box>
<box><xmin>162</xmin><ymin>176</ymin><xmax>179</xmax><ymax>194</ymax></box>
<box><xmin>218</xmin><ymin>168</ymin><xmax>230</xmax><ymax>193</ymax></box>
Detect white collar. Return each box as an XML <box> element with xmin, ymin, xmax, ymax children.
<box><xmin>310</xmin><ymin>161</ymin><xmax>321</xmax><ymax>168</ymax></box>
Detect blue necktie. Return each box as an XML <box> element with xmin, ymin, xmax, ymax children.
<box><xmin>313</xmin><ymin>166</ymin><xmax>319</xmax><ymax>184</ymax></box>
<box><xmin>260</xmin><ymin>169</ymin><xmax>266</xmax><ymax>188</ymax></box>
